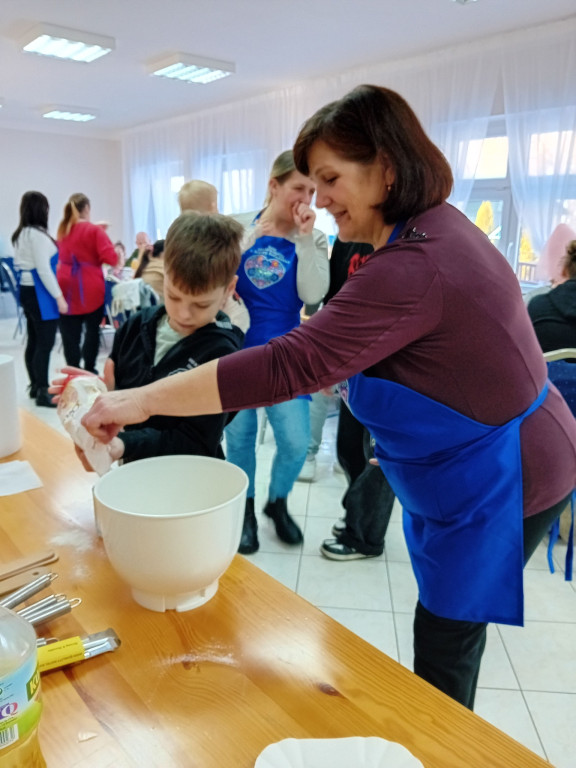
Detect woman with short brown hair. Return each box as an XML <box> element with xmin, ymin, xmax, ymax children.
<box><xmin>75</xmin><ymin>85</ymin><xmax>576</xmax><ymax>710</ymax></box>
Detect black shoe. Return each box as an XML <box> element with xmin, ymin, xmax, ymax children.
<box><xmin>263</xmin><ymin>498</ymin><xmax>303</xmax><ymax>545</ymax></box>
<box><xmin>35</xmin><ymin>387</ymin><xmax>56</xmax><ymax>408</ymax></box>
<box><xmin>28</xmin><ymin>384</ymin><xmax>38</xmax><ymax>399</ymax></box>
<box><xmin>238</xmin><ymin>498</ymin><xmax>259</xmax><ymax>555</ymax></box>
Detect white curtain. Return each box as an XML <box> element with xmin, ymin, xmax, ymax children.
<box><xmin>121</xmin><ymin>19</ymin><xmax>576</xmax><ymax>246</ymax></box>
<box><xmin>502</xmin><ymin>23</ymin><xmax>576</xmax><ymax>280</ymax></box>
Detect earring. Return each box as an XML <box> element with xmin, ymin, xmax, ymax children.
<box><xmin>387</xmin><ymin>184</ymin><xmax>392</xmax><ymax>192</ymax></box>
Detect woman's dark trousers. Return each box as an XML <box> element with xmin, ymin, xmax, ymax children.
<box><xmin>19</xmin><ymin>285</ymin><xmax>58</xmax><ymax>389</ymax></box>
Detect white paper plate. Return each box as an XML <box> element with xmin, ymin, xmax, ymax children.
<box><xmin>254</xmin><ymin>737</ymin><xmax>424</xmax><ymax>767</ymax></box>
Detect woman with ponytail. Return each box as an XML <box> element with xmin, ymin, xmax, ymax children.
<box><xmin>56</xmin><ymin>193</ymin><xmax>117</xmax><ymax>373</ymax></box>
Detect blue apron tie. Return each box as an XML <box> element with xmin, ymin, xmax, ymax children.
<box><xmin>547</xmin><ymin>490</ymin><xmax>574</xmax><ymax>581</ymax></box>
<box><xmin>69</xmin><ymin>254</ymin><xmax>85</xmax><ymax>308</ymax></box>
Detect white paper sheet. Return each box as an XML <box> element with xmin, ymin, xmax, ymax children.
<box><xmin>0</xmin><ymin>460</ymin><xmax>43</xmax><ymax>496</ymax></box>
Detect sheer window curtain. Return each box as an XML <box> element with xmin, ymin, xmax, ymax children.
<box><xmin>121</xmin><ymin>19</ymin><xmax>575</xmax><ymax>246</ymax></box>
<box><xmin>502</xmin><ymin>22</ymin><xmax>576</xmax><ymax>281</ymax></box>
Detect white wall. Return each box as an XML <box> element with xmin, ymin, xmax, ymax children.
<box><xmin>0</xmin><ymin>127</ymin><xmax>123</xmax><ymax>256</ymax></box>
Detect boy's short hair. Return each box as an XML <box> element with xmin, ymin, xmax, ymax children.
<box><xmin>178</xmin><ymin>180</ymin><xmax>218</xmax><ymax>213</ymax></box>
<box><xmin>164</xmin><ymin>212</ymin><xmax>242</xmax><ymax>293</ymax></box>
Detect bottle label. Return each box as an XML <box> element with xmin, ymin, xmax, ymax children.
<box><xmin>0</xmin><ymin>655</ymin><xmax>42</xmax><ymax>751</ymax></box>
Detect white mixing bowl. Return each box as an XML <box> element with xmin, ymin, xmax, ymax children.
<box><xmin>93</xmin><ymin>455</ymin><xmax>248</xmax><ymax>612</ymax></box>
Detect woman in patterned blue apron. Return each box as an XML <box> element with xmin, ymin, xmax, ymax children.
<box><xmin>79</xmin><ymin>86</ymin><xmax>576</xmax><ymax>710</ymax></box>
<box><xmin>226</xmin><ymin>151</ymin><xmax>329</xmax><ymax>554</ymax></box>
<box><xmin>12</xmin><ymin>191</ymin><xmax>68</xmax><ymax>407</ymax></box>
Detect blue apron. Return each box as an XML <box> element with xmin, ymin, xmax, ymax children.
<box><xmin>344</xmin><ymin>374</ymin><xmax>548</xmax><ymax>626</ymax></box>
<box><xmin>31</xmin><ymin>252</ymin><xmax>59</xmax><ymax>320</ymax></box>
<box><xmin>236</xmin><ymin>218</ymin><xmax>302</xmax><ymax>349</ymax></box>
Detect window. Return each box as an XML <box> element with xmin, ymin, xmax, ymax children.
<box><xmin>463</xmin><ymin>136</ymin><xmax>508</xmax><ymax>180</ymax></box>
<box><xmin>221</xmin><ymin>168</ymin><xmax>255</xmax><ymax>214</ymax></box>
<box><xmin>529</xmin><ymin>130</ymin><xmax>576</xmax><ymax>176</ymax></box>
<box><xmin>461</xmin><ymin>124</ymin><xmax>517</xmax><ymax>271</ymax></box>
<box><xmin>461</xmin><ymin>120</ymin><xmax>576</xmax><ymax>288</ymax></box>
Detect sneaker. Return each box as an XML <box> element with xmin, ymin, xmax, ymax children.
<box><xmin>331</xmin><ymin>518</ymin><xmax>346</xmax><ymax>537</ymax></box>
<box><xmin>297</xmin><ymin>456</ymin><xmax>316</xmax><ymax>482</ymax></box>
<box><xmin>320</xmin><ymin>538</ymin><xmax>379</xmax><ymax>561</ymax></box>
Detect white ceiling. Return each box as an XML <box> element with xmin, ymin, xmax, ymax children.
<box><xmin>0</xmin><ymin>0</ymin><xmax>574</xmax><ymax>140</ymax></box>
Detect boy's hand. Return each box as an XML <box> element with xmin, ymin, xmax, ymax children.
<box><xmin>292</xmin><ymin>202</ymin><xmax>315</xmax><ymax>236</ymax></box>
<box><xmin>49</xmin><ymin>365</ymin><xmax>113</xmax><ymax>403</ymax></box>
<box><xmin>49</xmin><ymin>366</ymin><xmax>94</xmax><ymax>403</ymax></box>
<box><xmin>74</xmin><ymin>438</ymin><xmax>124</xmax><ymax>472</ymax></box>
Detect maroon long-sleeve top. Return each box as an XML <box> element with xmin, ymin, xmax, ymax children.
<box><xmin>219</xmin><ymin>204</ymin><xmax>576</xmax><ymax>517</ymax></box>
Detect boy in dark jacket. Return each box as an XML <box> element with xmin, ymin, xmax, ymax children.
<box><xmin>84</xmin><ymin>212</ymin><xmax>245</xmax><ymax>466</ymax></box>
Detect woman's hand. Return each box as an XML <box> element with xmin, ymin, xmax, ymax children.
<box><xmin>81</xmin><ymin>388</ymin><xmax>150</xmax><ymax>443</ymax></box>
<box><xmin>292</xmin><ymin>202</ymin><xmax>315</xmax><ymax>236</ymax></box>
<box><xmin>56</xmin><ymin>295</ymin><xmax>68</xmax><ymax>314</ymax></box>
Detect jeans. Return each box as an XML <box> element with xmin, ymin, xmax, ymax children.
<box><xmin>225</xmin><ymin>398</ymin><xmax>310</xmax><ymax>500</ymax></box>
<box><xmin>59</xmin><ymin>305</ymin><xmax>104</xmax><ymax>373</ymax></box>
<box><xmin>413</xmin><ymin>493</ymin><xmax>571</xmax><ymax>709</ymax></box>
<box><xmin>336</xmin><ymin>403</ymin><xmax>395</xmax><ymax>555</ymax></box>
<box><xmin>307</xmin><ymin>391</ymin><xmax>332</xmax><ymax>458</ymax></box>
<box><xmin>19</xmin><ymin>286</ymin><xmax>59</xmax><ymax>389</ymax></box>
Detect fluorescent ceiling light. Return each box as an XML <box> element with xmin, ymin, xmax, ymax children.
<box><xmin>20</xmin><ymin>23</ymin><xmax>114</xmax><ymax>62</ymax></box>
<box><xmin>42</xmin><ymin>106</ymin><xmax>97</xmax><ymax>122</ymax></box>
<box><xmin>452</xmin><ymin>0</ymin><xmax>478</xmax><ymax>4</ymax></box>
<box><xmin>147</xmin><ymin>53</ymin><xmax>235</xmax><ymax>84</ymax></box>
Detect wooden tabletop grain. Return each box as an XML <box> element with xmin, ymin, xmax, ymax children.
<box><xmin>0</xmin><ymin>410</ymin><xmax>552</xmax><ymax>767</ymax></box>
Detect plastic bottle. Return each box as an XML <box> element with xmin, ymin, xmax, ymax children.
<box><xmin>0</xmin><ymin>606</ymin><xmax>46</xmax><ymax>768</ymax></box>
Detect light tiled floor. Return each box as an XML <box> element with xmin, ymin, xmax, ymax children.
<box><xmin>2</xmin><ymin>300</ymin><xmax>575</xmax><ymax>767</ymax></box>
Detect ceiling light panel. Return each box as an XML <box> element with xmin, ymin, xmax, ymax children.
<box><xmin>42</xmin><ymin>106</ymin><xmax>97</xmax><ymax>122</ymax></box>
<box><xmin>147</xmin><ymin>53</ymin><xmax>235</xmax><ymax>84</ymax></box>
<box><xmin>20</xmin><ymin>24</ymin><xmax>115</xmax><ymax>62</ymax></box>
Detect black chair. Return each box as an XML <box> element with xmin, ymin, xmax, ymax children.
<box><xmin>0</xmin><ymin>258</ymin><xmax>25</xmax><ymax>339</ymax></box>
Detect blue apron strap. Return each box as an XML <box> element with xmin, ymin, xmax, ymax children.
<box><xmin>547</xmin><ymin>519</ymin><xmax>560</xmax><ymax>574</ymax></box>
<box><xmin>566</xmin><ymin>491</ymin><xmax>574</xmax><ymax>581</ymax></box>
<box><xmin>69</xmin><ymin>254</ymin><xmax>85</xmax><ymax>307</ymax></box>
<box><xmin>547</xmin><ymin>489</ymin><xmax>574</xmax><ymax>581</ymax></box>
<box><xmin>388</xmin><ymin>221</ymin><xmax>405</xmax><ymax>243</ymax></box>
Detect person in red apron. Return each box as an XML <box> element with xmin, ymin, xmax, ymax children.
<box><xmin>56</xmin><ymin>193</ymin><xmax>117</xmax><ymax>374</ymax></box>
<box><xmin>75</xmin><ymin>85</ymin><xmax>576</xmax><ymax>710</ymax></box>
<box><xmin>11</xmin><ymin>191</ymin><xmax>68</xmax><ymax>407</ymax></box>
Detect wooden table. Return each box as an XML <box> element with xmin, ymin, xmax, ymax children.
<box><xmin>0</xmin><ymin>411</ymin><xmax>551</xmax><ymax>768</ymax></box>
